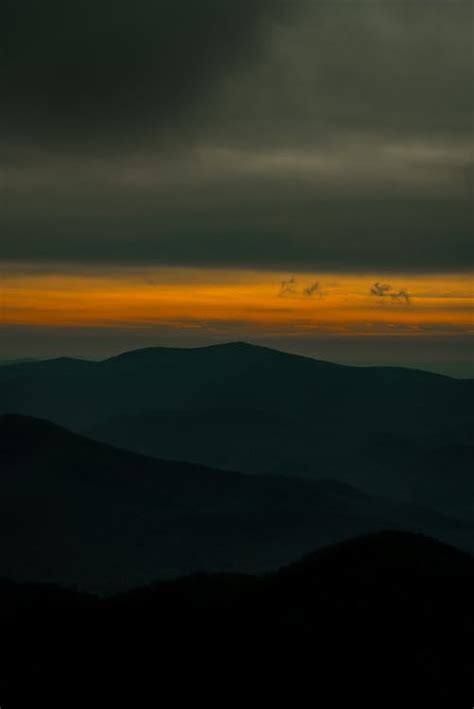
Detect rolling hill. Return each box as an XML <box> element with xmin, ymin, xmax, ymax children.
<box><xmin>1</xmin><ymin>414</ymin><xmax>473</xmax><ymax>593</ymax></box>
<box><xmin>1</xmin><ymin>341</ymin><xmax>471</xmax><ymax>512</ymax></box>
<box><xmin>1</xmin><ymin>531</ymin><xmax>473</xmax><ymax>705</ymax></box>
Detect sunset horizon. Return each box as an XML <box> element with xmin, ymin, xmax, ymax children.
<box><xmin>1</xmin><ymin>1</ymin><xmax>473</xmax><ymax>701</ymax></box>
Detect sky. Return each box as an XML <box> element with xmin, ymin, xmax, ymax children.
<box><xmin>1</xmin><ymin>1</ymin><xmax>473</xmax><ymax>374</ymax></box>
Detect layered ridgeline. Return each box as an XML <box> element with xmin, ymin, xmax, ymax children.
<box><xmin>1</xmin><ymin>343</ymin><xmax>472</xmax><ymax>515</ymax></box>
<box><xmin>1</xmin><ymin>414</ymin><xmax>473</xmax><ymax>593</ymax></box>
<box><xmin>1</xmin><ymin>532</ymin><xmax>473</xmax><ymax>704</ymax></box>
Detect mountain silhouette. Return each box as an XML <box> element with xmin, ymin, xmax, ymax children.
<box><xmin>0</xmin><ymin>342</ymin><xmax>472</xmax><ymax>514</ymax></box>
<box><xmin>1</xmin><ymin>531</ymin><xmax>473</xmax><ymax>705</ymax></box>
<box><xmin>1</xmin><ymin>414</ymin><xmax>473</xmax><ymax>593</ymax></box>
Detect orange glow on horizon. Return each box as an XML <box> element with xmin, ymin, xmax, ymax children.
<box><xmin>1</xmin><ymin>266</ymin><xmax>472</xmax><ymax>337</ymax></box>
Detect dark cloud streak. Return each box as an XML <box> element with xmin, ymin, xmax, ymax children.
<box><xmin>279</xmin><ymin>277</ymin><xmax>297</xmax><ymax>296</ymax></box>
<box><xmin>0</xmin><ymin>0</ymin><xmax>472</xmax><ymax>273</ymax></box>
<box><xmin>304</xmin><ymin>282</ymin><xmax>322</xmax><ymax>298</ymax></box>
<box><xmin>1</xmin><ymin>0</ymin><xmax>290</xmax><ymax>150</ymax></box>
<box><xmin>370</xmin><ymin>282</ymin><xmax>411</xmax><ymax>305</ymax></box>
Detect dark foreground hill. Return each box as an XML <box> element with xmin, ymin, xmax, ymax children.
<box><xmin>0</xmin><ymin>342</ymin><xmax>472</xmax><ymax>514</ymax></box>
<box><xmin>1</xmin><ymin>532</ymin><xmax>473</xmax><ymax>706</ymax></box>
<box><xmin>1</xmin><ymin>414</ymin><xmax>473</xmax><ymax>593</ymax></box>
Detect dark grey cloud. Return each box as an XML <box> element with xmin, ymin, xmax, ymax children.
<box><xmin>1</xmin><ymin>182</ymin><xmax>470</xmax><ymax>272</ymax></box>
<box><xmin>279</xmin><ymin>277</ymin><xmax>297</xmax><ymax>296</ymax></box>
<box><xmin>304</xmin><ymin>282</ymin><xmax>322</xmax><ymax>298</ymax></box>
<box><xmin>370</xmin><ymin>282</ymin><xmax>411</xmax><ymax>304</ymax></box>
<box><xmin>2</xmin><ymin>0</ymin><xmax>471</xmax><ymax>150</ymax></box>
<box><xmin>1</xmin><ymin>0</ymin><xmax>289</xmax><ymax>151</ymax></box>
<box><xmin>226</xmin><ymin>0</ymin><xmax>473</xmax><ymax>148</ymax></box>
<box><xmin>277</xmin><ymin>279</ymin><xmax>323</xmax><ymax>298</ymax></box>
<box><xmin>0</xmin><ymin>0</ymin><xmax>472</xmax><ymax>272</ymax></box>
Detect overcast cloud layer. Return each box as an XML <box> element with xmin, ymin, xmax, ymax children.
<box><xmin>1</xmin><ymin>0</ymin><xmax>472</xmax><ymax>272</ymax></box>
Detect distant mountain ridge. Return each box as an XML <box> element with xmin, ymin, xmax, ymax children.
<box><xmin>1</xmin><ymin>339</ymin><xmax>462</xmax><ymax>377</ymax></box>
<box><xmin>1</xmin><ymin>342</ymin><xmax>472</xmax><ymax>515</ymax></box>
<box><xmin>1</xmin><ymin>414</ymin><xmax>473</xmax><ymax>593</ymax></box>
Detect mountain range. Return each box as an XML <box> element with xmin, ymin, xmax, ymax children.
<box><xmin>1</xmin><ymin>413</ymin><xmax>473</xmax><ymax>592</ymax></box>
<box><xmin>1</xmin><ymin>531</ymin><xmax>473</xmax><ymax>705</ymax></box>
<box><xmin>1</xmin><ymin>342</ymin><xmax>473</xmax><ymax>701</ymax></box>
<box><xmin>1</xmin><ymin>342</ymin><xmax>472</xmax><ymax>516</ymax></box>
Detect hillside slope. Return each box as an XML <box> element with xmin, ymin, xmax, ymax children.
<box><xmin>1</xmin><ymin>342</ymin><xmax>472</xmax><ymax>511</ymax></box>
<box><xmin>1</xmin><ymin>531</ymin><xmax>473</xmax><ymax>704</ymax></box>
<box><xmin>1</xmin><ymin>414</ymin><xmax>472</xmax><ymax>592</ymax></box>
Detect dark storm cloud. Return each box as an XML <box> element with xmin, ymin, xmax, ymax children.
<box><xmin>201</xmin><ymin>0</ymin><xmax>473</xmax><ymax>152</ymax></box>
<box><xmin>0</xmin><ymin>0</ymin><xmax>472</xmax><ymax>272</ymax></box>
<box><xmin>1</xmin><ymin>180</ymin><xmax>470</xmax><ymax>272</ymax></box>
<box><xmin>2</xmin><ymin>0</ymin><xmax>470</xmax><ymax>149</ymax></box>
<box><xmin>1</xmin><ymin>0</ymin><xmax>289</xmax><ymax>150</ymax></box>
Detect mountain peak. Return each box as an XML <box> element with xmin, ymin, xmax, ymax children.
<box><xmin>207</xmin><ymin>341</ymin><xmax>259</xmax><ymax>349</ymax></box>
<box><xmin>282</xmin><ymin>531</ymin><xmax>474</xmax><ymax>579</ymax></box>
<box><xmin>103</xmin><ymin>341</ymin><xmax>274</xmax><ymax>366</ymax></box>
